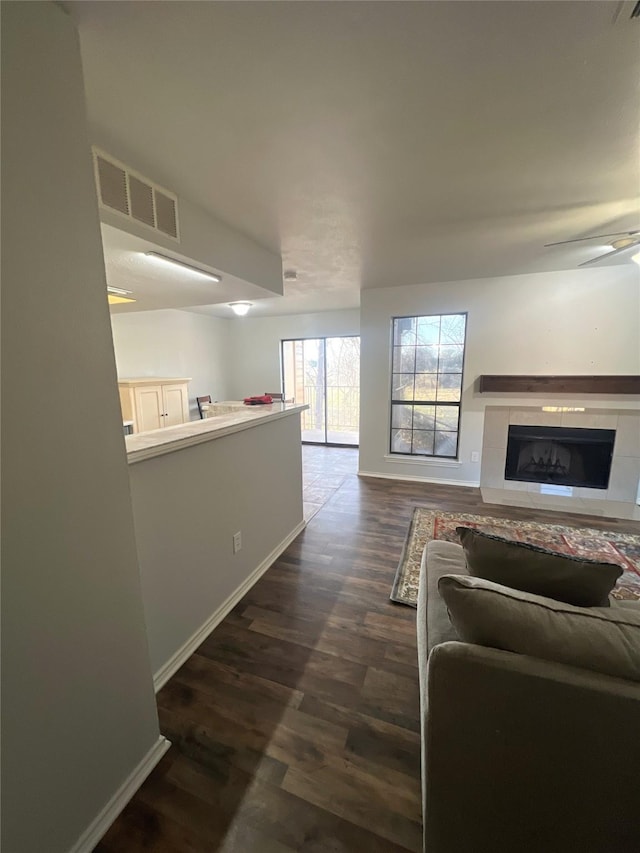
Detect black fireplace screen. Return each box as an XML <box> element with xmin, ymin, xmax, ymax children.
<box><xmin>504</xmin><ymin>425</ymin><xmax>616</xmax><ymax>490</ymax></box>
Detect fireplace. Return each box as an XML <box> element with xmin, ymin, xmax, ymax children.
<box><xmin>480</xmin><ymin>406</ymin><xmax>639</xmax><ymax>519</ymax></box>
<box><xmin>504</xmin><ymin>425</ymin><xmax>616</xmax><ymax>490</ymax></box>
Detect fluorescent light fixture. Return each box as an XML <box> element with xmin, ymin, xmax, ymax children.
<box><xmin>542</xmin><ymin>407</ymin><xmax>585</xmax><ymax>413</ymax></box>
<box><xmin>144</xmin><ymin>251</ymin><xmax>222</xmax><ymax>282</ymax></box>
<box><xmin>107</xmin><ymin>286</ymin><xmax>136</xmax><ymax>305</ymax></box>
<box><xmin>229</xmin><ymin>301</ymin><xmax>252</xmax><ymax>316</ymax></box>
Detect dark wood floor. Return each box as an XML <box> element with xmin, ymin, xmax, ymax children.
<box><xmin>96</xmin><ymin>446</ymin><xmax>639</xmax><ymax>853</ymax></box>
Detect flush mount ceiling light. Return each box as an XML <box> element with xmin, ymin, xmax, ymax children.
<box><xmin>144</xmin><ymin>251</ymin><xmax>222</xmax><ymax>282</ymax></box>
<box><xmin>107</xmin><ymin>286</ymin><xmax>136</xmax><ymax>305</ymax></box>
<box><xmin>610</xmin><ymin>237</ymin><xmax>638</xmax><ymax>250</ymax></box>
<box><xmin>229</xmin><ymin>302</ymin><xmax>252</xmax><ymax>316</ymax></box>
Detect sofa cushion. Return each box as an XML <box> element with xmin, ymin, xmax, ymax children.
<box><xmin>439</xmin><ymin>574</ymin><xmax>640</xmax><ymax>682</ymax></box>
<box><xmin>456</xmin><ymin>526</ymin><xmax>622</xmax><ymax>607</ymax></box>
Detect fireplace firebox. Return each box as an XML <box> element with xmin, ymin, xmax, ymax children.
<box><xmin>504</xmin><ymin>425</ymin><xmax>616</xmax><ymax>490</ymax></box>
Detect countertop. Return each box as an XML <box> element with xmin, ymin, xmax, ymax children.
<box><xmin>124</xmin><ymin>401</ymin><xmax>309</xmax><ymax>464</ymax></box>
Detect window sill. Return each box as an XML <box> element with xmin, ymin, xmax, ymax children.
<box><xmin>384</xmin><ymin>454</ymin><xmax>462</xmax><ymax>468</ymax></box>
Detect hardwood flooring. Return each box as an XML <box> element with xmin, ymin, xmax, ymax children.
<box><xmin>96</xmin><ymin>446</ymin><xmax>639</xmax><ymax>852</ymax></box>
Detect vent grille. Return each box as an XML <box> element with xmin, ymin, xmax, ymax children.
<box><xmin>155</xmin><ymin>190</ymin><xmax>178</xmax><ymax>238</ymax></box>
<box><xmin>129</xmin><ymin>175</ymin><xmax>155</xmax><ymax>227</ymax></box>
<box><xmin>93</xmin><ymin>148</ymin><xmax>180</xmax><ymax>241</ymax></box>
<box><xmin>96</xmin><ymin>156</ymin><xmax>129</xmax><ymax>215</ymax></box>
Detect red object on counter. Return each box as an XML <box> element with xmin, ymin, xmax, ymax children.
<box><xmin>243</xmin><ymin>395</ymin><xmax>273</xmax><ymax>405</ymax></box>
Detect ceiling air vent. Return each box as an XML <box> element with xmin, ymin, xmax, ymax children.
<box><xmin>96</xmin><ymin>155</ymin><xmax>129</xmax><ymax>216</ymax></box>
<box><xmin>129</xmin><ymin>175</ymin><xmax>155</xmax><ymax>228</ymax></box>
<box><xmin>92</xmin><ymin>148</ymin><xmax>180</xmax><ymax>241</ymax></box>
<box><xmin>154</xmin><ymin>190</ymin><xmax>178</xmax><ymax>238</ymax></box>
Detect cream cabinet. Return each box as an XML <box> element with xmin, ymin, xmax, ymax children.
<box><xmin>118</xmin><ymin>378</ymin><xmax>191</xmax><ymax>434</ymax></box>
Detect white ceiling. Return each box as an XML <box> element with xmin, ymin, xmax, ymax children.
<box><xmin>69</xmin><ymin>0</ymin><xmax>640</xmax><ymax>315</ymax></box>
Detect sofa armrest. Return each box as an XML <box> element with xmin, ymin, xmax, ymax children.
<box><xmin>418</xmin><ymin>540</ymin><xmax>467</xmax><ymax>659</ymax></box>
<box><xmin>423</xmin><ymin>641</ymin><xmax>640</xmax><ymax>853</ymax></box>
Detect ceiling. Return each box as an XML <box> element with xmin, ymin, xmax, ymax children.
<box><xmin>102</xmin><ymin>223</ymin><xmax>360</xmax><ymax>318</ymax></box>
<box><xmin>69</xmin><ymin>1</ymin><xmax>640</xmax><ymax>315</ymax></box>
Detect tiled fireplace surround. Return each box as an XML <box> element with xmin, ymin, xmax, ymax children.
<box><xmin>480</xmin><ymin>406</ymin><xmax>640</xmax><ymax>520</ymax></box>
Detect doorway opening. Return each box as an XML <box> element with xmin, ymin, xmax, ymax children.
<box><xmin>281</xmin><ymin>336</ymin><xmax>360</xmax><ymax>446</ymax></box>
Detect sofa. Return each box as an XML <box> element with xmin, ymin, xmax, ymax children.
<box><xmin>417</xmin><ymin>538</ymin><xmax>640</xmax><ymax>853</ymax></box>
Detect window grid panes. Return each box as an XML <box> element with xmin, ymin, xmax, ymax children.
<box><xmin>390</xmin><ymin>313</ymin><xmax>466</xmax><ymax>458</ymax></box>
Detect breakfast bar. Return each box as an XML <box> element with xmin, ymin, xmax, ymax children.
<box><xmin>124</xmin><ymin>401</ymin><xmax>308</xmax><ymax>688</ymax></box>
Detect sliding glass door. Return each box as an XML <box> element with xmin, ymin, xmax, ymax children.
<box><xmin>282</xmin><ymin>336</ymin><xmax>360</xmax><ymax>445</ymax></box>
<box><xmin>284</xmin><ymin>338</ymin><xmax>326</xmax><ymax>442</ymax></box>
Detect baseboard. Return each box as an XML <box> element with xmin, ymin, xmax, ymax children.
<box><xmin>153</xmin><ymin>518</ymin><xmax>306</xmax><ymax>691</ymax></box>
<box><xmin>69</xmin><ymin>735</ymin><xmax>171</xmax><ymax>853</ymax></box>
<box><xmin>358</xmin><ymin>470</ymin><xmax>480</xmax><ymax>488</ymax></box>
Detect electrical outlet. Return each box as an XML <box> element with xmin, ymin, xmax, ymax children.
<box><xmin>233</xmin><ymin>531</ymin><xmax>242</xmax><ymax>554</ymax></box>
<box><xmin>471</xmin><ymin>451</ymin><xmax>480</xmax><ymax>463</ymax></box>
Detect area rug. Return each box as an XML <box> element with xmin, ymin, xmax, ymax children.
<box><xmin>391</xmin><ymin>508</ymin><xmax>640</xmax><ymax>607</ymax></box>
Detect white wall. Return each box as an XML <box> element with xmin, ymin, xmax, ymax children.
<box><xmin>1</xmin><ymin>4</ymin><xmax>161</xmax><ymax>852</ymax></box>
<box><xmin>111</xmin><ymin>309</ymin><xmax>230</xmax><ymax>418</ymax></box>
<box><xmin>129</xmin><ymin>414</ymin><xmax>304</xmax><ymax>684</ymax></box>
<box><xmin>111</xmin><ymin>306</ymin><xmax>361</xmax><ymax>417</ymax></box>
<box><xmin>227</xmin><ymin>308</ymin><xmax>360</xmax><ymax>398</ymax></box>
<box><xmin>359</xmin><ymin>266</ymin><xmax>640</xmax><ymax>484</ymax></box>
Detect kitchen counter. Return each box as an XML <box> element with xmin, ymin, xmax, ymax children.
<box><xmin>125</xmin><ymin>400</ymin><xmax>308</xmax><ymax>464</ymax></box>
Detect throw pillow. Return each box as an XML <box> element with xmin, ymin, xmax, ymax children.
<box><xmin>456</xmin><ymin>526</ymin><xmax>622</xmax><ymax>608</ymax></box>
<box><xmin>438</xmin><ymin>574</ymin><xmax>640</xmax><ymax>683</ymax></box>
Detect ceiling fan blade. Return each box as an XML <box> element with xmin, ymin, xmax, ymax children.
<box><xmin>545</xmin><ymin>230</ymin><xmax>639</xmax><ymax>247</ymax></box>
<box><xmin>578</xmin><ymin>242</ymin><xmax>640</xmax><ymax>267</ymax></box>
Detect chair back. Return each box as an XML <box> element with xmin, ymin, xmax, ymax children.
<box><xmin>196</xmin><ymin>395</ymin><xmax>212</xmax><ymax>419</ymax></box>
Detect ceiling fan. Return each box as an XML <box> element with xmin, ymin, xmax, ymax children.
<box><xmin>544</xmin><ymin>229</ymin><xmax>640</xmax><ymax>266</ymax></box>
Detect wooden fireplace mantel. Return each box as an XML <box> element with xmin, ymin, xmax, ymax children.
<box><xmin>478</xmin><ymin>375</ymin><xmax>640</xmax><ymax>395</ymax></box>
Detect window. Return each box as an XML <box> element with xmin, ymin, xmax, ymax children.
<box><xmin>389</xmin><ymin>313</ymin><xmax>467</xmax><ymax>458</ymax></box>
